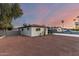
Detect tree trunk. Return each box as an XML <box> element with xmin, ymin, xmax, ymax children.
<box><xmin>44</xmin><ymin>28</ymin><xmax>46</xmax><ymax>36</ymax></box>
<box><xmin>4</xmin><ymin>28</ymin><xmax>7</xmax><ymax>35</ymax></box>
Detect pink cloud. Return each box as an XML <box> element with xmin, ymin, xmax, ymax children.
<box><xmin>46</xmin><ymin>7</ymin><xmax>79</xmax><ymax>28</ymax></box>
<box><xmin>34</xmin><ymin>4</ymin><xmax>79</xmax><ymax>28</ymax></box>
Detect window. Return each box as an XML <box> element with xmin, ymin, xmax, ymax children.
<box><xmin>21</xmin><ymin>28</ymin><xmax>24</xmax><ymax>31</ymax></box>
<box><xmin>27</xmin><ymin>27</ymin><xmax>29</xmax><ymax>30</ymax></box>
<box><xmin>36</xmin><ymin>28</ymin><xmax>40</xmax><ymax>31</ymax></box>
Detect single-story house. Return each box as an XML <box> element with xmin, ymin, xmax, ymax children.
<box><xmin>18</xmin><ymin>24</ymin><xmax>48</xmax><ymax>37</ymax></box>
<box><xmin>49</xmin><ymin>27</ymin><xmax>63</xmax><ymax>33</ymax></box>
<box><xmin>75</xmin><ymin>22</ymin><xmax>79</xmax><ymax>29</ymax></box>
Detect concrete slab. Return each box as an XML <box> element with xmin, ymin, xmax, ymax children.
<box><xmin>53</xmin><ymin>33</ymin><xmax>79</xmax><ymax>37</ymax></box>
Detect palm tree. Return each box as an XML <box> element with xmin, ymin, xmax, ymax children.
<box><xmin>76</xmin><ymin>16</ymin><xmax>79</xmax><ymax>21</ymax></box>
<box><xmin>0</xmin><ymin>3</ymin><xmax>23</xmax><ymax>34</ymax></box>
<box><xmin>73</xmin><ymin>19</ymin><xmax>76</xmax><ymax>29</ymax></box>
<box><xmin>61</xmin><ymin>20</ymin><xmax>64</xmax><ymax>28</ymax></box>
<box><xmin>76</xmin><ymin>16</ymin><xmax>79</xmax><ymax>18</ymax></box>
<box><xmin>73</xmin><ymin>19</ymin><xmax>76</xmax><ymax>21</ymax></box>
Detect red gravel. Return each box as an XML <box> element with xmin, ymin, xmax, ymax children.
<box><xmin>0</xmin><ymin>35</ymin><xmax>79</xmax><ymax>56</ymax></box>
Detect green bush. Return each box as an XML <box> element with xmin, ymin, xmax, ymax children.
<box><xmin>71</xmin><ymin>29</ymin><xmax>79</xmax><ymax>31</ymax></box>
<box><xmin>7</xmin><ymin>25</ymin><xmax>13</xmax><ymax>30</ymax></box>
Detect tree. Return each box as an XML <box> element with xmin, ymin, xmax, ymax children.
<box><xmin>0</xmin><ymin>3</ymin><xmax>23</xmax><ymax>31</ymax></box>
<box><xmin>11</xmin><ymin>3</ymin><xmax>23</xmax><ymax>19</ymax></box>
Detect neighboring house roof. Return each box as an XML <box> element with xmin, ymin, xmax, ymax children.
<box><xmin>18</xmin><ymin>24</ymin><xmax>49</xmax><ymax>29</ymax></box>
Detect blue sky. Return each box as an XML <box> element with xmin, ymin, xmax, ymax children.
<box><xmin>12</xmin><ymin>3</ymin><xmax>79</xmax><ymax>28</ymax></box>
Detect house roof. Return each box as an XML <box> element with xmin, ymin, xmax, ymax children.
<box><xmin>18</xmin><ymin>24</ymin><xmax>48</xmax><ymax>29</ymax></box>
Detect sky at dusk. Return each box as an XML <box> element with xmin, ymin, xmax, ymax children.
<box><xmin>12</xmin><ymin>3</ymin><xmax>79</xmax><ymax>28</ymax></box>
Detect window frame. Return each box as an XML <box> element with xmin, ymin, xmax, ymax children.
<box><xmin>36</xmin><ymin>28</ymin><xmax>41</xmax><ymax>31</ymax></box>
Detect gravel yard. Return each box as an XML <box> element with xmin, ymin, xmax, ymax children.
<box><xmin>0</xmin><ymin>35</ymin><xmax>79</xmax><ymax>56</ymax></box>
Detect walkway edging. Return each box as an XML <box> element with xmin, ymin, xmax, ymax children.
<box><xmin>0</xmin><ymin>35</ymin><xmax>6</xmax><ymax>39</ymax></box>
